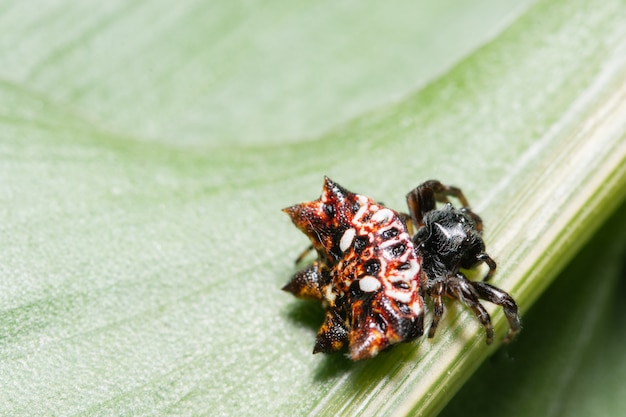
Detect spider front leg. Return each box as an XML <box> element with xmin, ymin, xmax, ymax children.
<box><xmin>427</xmin><ymin>273</ymin><xmax>521</xmax><ymax>344</ymax></box>
<box><xmin>472</xmin><ymin>280</ymin><xmax>521</xmax><ymax>343</ymax></box>
<box><xmin>475</xmin><ymin>253</ymin><xmax>497</xmax><ymax>282</ymax></box>
<box><xmin>427</xmin><ymin>282</ymin><xmax>446</xmax><ymax>338</ymax></box>
<box><xmin>429</xmin><ymin>274</ymin><xmax>495</xmax><ymax>344</ymax></box>
<box><xmin>406</xmin><ymin>180</ymin><xmax>483</xmax><ymax>231</ymax></box>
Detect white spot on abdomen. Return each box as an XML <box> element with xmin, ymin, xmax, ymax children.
<box><xmin>370</xmin><ymin>208</ymin><xmax>394</xmax><ymax>225</ymax></box>
<box><xmin>339</xmin><ymin>228</ymin><xmax>356</xmax><ymax>252</ymax></box>
<box><xmin>359</xmin><ymin>275</ymin><xmax>381</xmax><ymax>292</ymax></box>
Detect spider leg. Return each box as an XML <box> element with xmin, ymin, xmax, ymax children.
<box><xmin>427</xmin><ymin>282</ymin><xmax>446</xmax><ymax>338</ymax></box>
<box><xmin>446</xmin><ymin>274</ymin><xmax>495</xmax><ymax>344</ymax></box>
<box><xmin>472</xmin><ymin>281</ymin><xmax>521</xmax><ymax>343</ymax></box>
<box><xmin>476</xmin><ymin>253</ymin><xmax>497</xmax><ymax>281</ymax></box>
<box><xmin>294</xmin><ymin>244</ymin><xmax>314</xmax><ymax>264</ymax></box>
<box><xmin>459</xmin><ymin>207</ymin><xmax>484</xmax><ymax>233</ymax></box>
<box><xmin>406</xmin><ymin>180</ymin><xmax>481</xmax><ymax>230</ymax></box>
<box><xmin>397</xmin><ymin>212</ymin><xmax>415</xmax><ymax>235</ymax></box>
<box><xmin>406</xmin><ymin>181</ymin><xmax>438</xmax><ymax>230</ymax></box>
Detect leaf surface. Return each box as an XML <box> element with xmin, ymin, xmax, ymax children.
<box><xmin>1</xmin><ymin>0</ymin><xmax>625</xmax><ymax>416</ymax></box>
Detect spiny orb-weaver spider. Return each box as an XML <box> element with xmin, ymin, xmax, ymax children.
<box><xmin>283</xmin><ymin>177</ymin><xmax>520</xmax><ymax>360</ymax></box>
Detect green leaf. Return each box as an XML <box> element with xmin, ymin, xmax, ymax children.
<box><xmin>1</xmin><ymin>0</ymin><xmax>625</xmax><ymax>416</ymax></box>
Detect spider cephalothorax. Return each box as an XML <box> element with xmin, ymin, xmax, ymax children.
<box><xmin>283</xmin><ymin>177</ymin><xmax>520</xmax><ymax>360</ymax></box>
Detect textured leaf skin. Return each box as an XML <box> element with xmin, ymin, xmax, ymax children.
<box><xmin>1</xmin><ymin>0</ymin><xmax>625</xmax><ymax>416</ymax></box>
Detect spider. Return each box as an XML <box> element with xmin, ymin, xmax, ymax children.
<box><xmin>407</xmin><ymin>180</ymin><xmax>520</xmax><ymax>345</ymax></box>
<box><xmin>283</xmin><ymin>177</ymin><xmax>520</xmax><ymax>360</ymax></box>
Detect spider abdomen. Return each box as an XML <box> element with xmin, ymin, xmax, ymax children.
<box><xmin>283</xmin><ymin>177</ymin><xmax>424</xmax><ymax>360</ymax></box>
